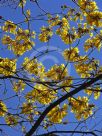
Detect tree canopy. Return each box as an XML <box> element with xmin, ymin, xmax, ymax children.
<box><xmin>0</xmin><ymin>0</ymin><xmax>102</xmax><ymax>136</ymax></box>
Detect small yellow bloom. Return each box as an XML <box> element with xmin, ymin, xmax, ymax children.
<box><xmin>13</xmin><ymin>80</ymin><xmax>26</xmax><ymax>92</ymax></box>
<box><xmin>2</xmin><ymin>21</ymin><xmax>17</xmax><ymax>34</ymax></box>
<box><xmin>21</xmin><ymin>103</ymin><xmax>34</xmax><ymax>114</ymax></box>
<box><xmin>69</xmin><ymin>96</ymin><xmax>94</xmax><ymax>120</ymax></box>
<box><xmin>39</xmin><ymin>26</ymin><xmax>53</xmax><ymax>42</ymax></box>
<box><xmin>0</xmin><ymin>101</ymin><xmax>7</xmax><ymax>116</ymax></box>
<box><xmin>25</xmin><ymin>84</ymin><xmax>56</xmax><ymax>105</ymax></box>
<box><xmin>78</xmin><ymin>0</ymin><xmax>98</xmax><ymax>11</ymax></box>
<box><xmin>5</xmin><ymin>115</ymin><xmax>18</xmax><ymax>126</ymax></box>
<box><xmin>2</xmin><ymin>35</ymin><xmax>13</xmax><ymax>45</ymax></box>
<box><xmin>46</xmin><ymin>64</ymin><xmax>68</xmax><ymax>81</ymax></box>
<box><xmin>86</xmin><ymin>11</ymin><xmax>102</xmax><ymax>27</ymax></box>
<box><xmin>22</xmin><ymin>57</ymin><xmax>45</xmax><ymax>77</ymax></box>
<box><xmin>0</xmin><ymin>58</ymin><xmax>16</xmax><ymax>76</ymax></box>
<box><xmin>47</xmin><ymin>104</ymin><xmax>68</xmax><ymax>123</ymax></box>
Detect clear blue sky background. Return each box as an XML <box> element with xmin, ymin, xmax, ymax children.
<box><xmin>0</xmin><ymin>0</ymin><xmax>102</xmax><ymax>136</ymax></box>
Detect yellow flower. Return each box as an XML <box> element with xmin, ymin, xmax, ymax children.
<box><xmin>63</xmin><ymin>47</ymin><xmax>88</xmax><ymax>62</ymax></box>
<box><xmin>78</xmin><ymin>0</ymin><xmax>98</xmax><ymax>11</ymax></box>
<box><xmin>86</xmin><ymin>11</ymin><xmax>102</xmax><ymax>27</ymax></box>
<box><xmin>13</xmin><ymin>80</ymin><xmax>26</xmax><ymax>92</ymax></box>
<box><xmin>39</xmin><ymin>26</ymin><xmax>53</xmax><ymax>42</ymax></box>
<box><xmin>0</xmin><ymin>101</ymin><xmax>7</xmax><ymax>116</ymax></box>
<box><xmin>19</xmin><ymin>0</ymin><xmax>26</xmax><ymax>7</ymax></box>
<box><xmin>84</xmin><ymin>34</ymin><xmax>102</xmax><ymax>52</ymax></box>
<box><xmin>69</xmin><ymin>96</ymin><xmax>94</xmax><ymax>120</ymax></box>
<box><xmin>2</xmin><ymin>28</ymin><xmax>35</xmax><ymax>56</ymax></box>
<box><xmin>47</xmin><ymin>104</ymin><xmax>68</xmax><ymax>123</ymax></box>
<box><xmin>48</xmin><ymin>15</ymin><xmax>61</xmax><ymax>27</ymax></box>
<box><xmin>0</xmin><ymin>58</ymin><xmax>16</xmax><ymax>76</ymax></box>
<box><xmin>94</xmin><ymin>89</ymin><xmax>100</xmax><ymax>100</ymax></box>
<box><xmin>46</xmin><ymin>64</ymin><xmax>68</xmax><ymax>81</ymax></box>
<box><xmin>5</xmin><ymin>115</ymin><xmax>18</xmax><ymax>126</ymax></box>
<box><xmin>2</xmin><ymin>35</ymin><xmax>13</xmax><ymax>45</ymax></box>
<box><xmin>2</xmin><ymin>21</ymin><xmax>17</xmax><ymax>34</ymax></box>
<box><xmin>22</xmin><ymin>57</ymin><xmax>45</xmax><ymax>77</ymax></box>
<box><xmin>25</xmin><ymin>84</ymin><xmax>56</xmax><ymax>105</ymax></box>
<box><xmin>26</xmin><ymin>10</ymin><xmax>31</xmax><ymax>18</ymax></box>
<box><xmin>16</xmin><ymin>28</ymin><xmax>35</xmax><ymax>40</ymax></box>
<box><xmin>84</xmin><ymin>89</ymin><xmax>92</xmax><ymax>96</ymax></box>
<box><xmin>11</xmin><ymin>39</ymin><xmax>34</xmax><ymax>56</ymax></box>
<box><xmin>62</xmin><ymin>17</ymin><xmax>69</xmax><ymax>28</ymax></box>
<box><xmin>85</xmin><ymin>87</ymin><xmax>101</xmax><ymax>100</ymax></box>
<box><xmin>21</xmin><ymin>103</ymin><xmax>34</xmax><ymax>114</ymax></box>
<box><xmin>56</xmin><ymin>27</ymin><xmax>76</xmax><ymax>44</ymax></box>
<box><xmin>55</xmin><ymin>17</ymin><xmax>76</xmax><ymax>44</ymax></box>
<box><xmin>63</xmin><ymin>47</ymin><xmax>79</xmax><ymax>61</ymax></box>
<box><xmin>75</xmin><ymin>60</ymin><xmax>98</xmax><ymax>78</ymax></box>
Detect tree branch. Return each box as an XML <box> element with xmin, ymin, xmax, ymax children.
<box><xmin>36</xmin><ymin>130</ymin><xmax>98</xmax><ymax>136</ymax></box>
<box><xmin>25</xmin><ymin>74</ymin><xmax>102</xmax><ymax>136</ymax></box>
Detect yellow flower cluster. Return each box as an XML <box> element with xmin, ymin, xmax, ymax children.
<box><xmin>2</xmin><ymin>28</ymin><xmax>35</xmax><ymax>56</ymax></box>
<box><xmin>73</xmin><ymin>12</ymin><xmax>84</xmax><ymax>22</ymax></box>
<box><xmin>75</xmin><ymin>60</ymin><xmax>98</xmax><ymax>78</ymax></box>
<box><xmin>25</xmin><ymin>84</ymin><xmax>56</xmax><ymax>105</ymax></box>
<box><xmin>0</xmin><ymin>101</ymin><xmax>7</xmax><ymax>116</ymax></box>
<box><xmin>16</xmin><ymin>28</ymin><xmax>35</xmax><ymax>40</ymax></box>
<box><xmin>13</xmin><ymin>28</ymin><xmax>35</xmax><ymax>55</ymax></box>
<box><xmin>78</xmin><ymin>0</ymin><xmax>98</xmax><ymax>11</ymax></box>
<box><xmin>56</xmin><ymin>17</ymin><xmax>76</xmax><ymax>44</ymax></box>
<box><xmin>69</xmin><ymin>96</ymin><xmax>94</xmax><ymax>120</ymax></box>
<box><xmin>39</xmin><ymin>26</ymin><xmax>53</xmax><ymax>42</ymax></box>
<box><xmin>46</xmin><ymin>64</ymin><xmax>68</xmax><ymax>81</ymax></box>
<box><xmin>78</xmin><ymin>0</ymin><xmax>102</xmax><ymax>27</ymax></box>
<box><xmin>2</xmin><ymin>35</ymin><xmax>13</xmax><ymax>45</ymax></box>
<box><xmin>2</xmin><ymin>21</ymin><xmax>17</xmax><ymax>34</ymax></box>
<box><xmin>22</xmin><ymin>57</ymin><xmax>45</xmax><ymax>77</ymax></box>
<box><xmin>77</xmin><ymin>23</ymin><xmax>94</xmax><ymax>38</ymax></box>
<box><xmin>0</xmin><ymin>58</ymin><xmax>16</xmax><ymax>76</ymax></box>
<box><xmin>21</xmin><ymin>102</ymin><xmax>34</xmax><ymax>114</ymax></box>
<box><xmin>5</xmin><ymin>115</ymin><xmax>18</xmax><ymax>126</ymax></box>
<box><xmin>48</xmin><ymin>15</ymin><xmax>61</xmax><ymax>27</ymax></box>
<box><xmin>13</xmin><ymin>80</ymin><xmax>26</xmax><ymax>92</ymax></box>
<box><xmin>84</xmin><ymin>34</ymin><xmax>102</xmax><ymax>52</ymax></box>
<box><xmin>63</xmin><ymin>47</ymin><xmax>87</xmax><ymax>62</ymax></box>
<box><xmin>86</xmin><ymin>11</ymin><xmax>102</xmax><ymax>27</ymax></box>
<box><xmin>85</xmin><ymin>87</ymin><xmax>101</xmax><ymax>100</ymax></box>
<box><xmin>47</xmin><ymin>104</ymin><xmax>68</xmax><ymax>123</ymax></box>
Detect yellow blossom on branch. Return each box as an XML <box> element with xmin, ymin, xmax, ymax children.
<box><xmin>78</xmin><ymin>0</ymin><xmax>98</xmax><ymax>12</ymax></box>
<box><xmin>2</xmin><ymin>21</ymin><xmax>17</xmax><ymax>34</ymax></box>
<box><xmin>86</xmin><ymin>11</ymin><xmax>102</xmax><ymax>27</ymax></box>
<box><xmin>63</xmin><ymin>47</ymin><xmax>88</xmax><ymax>62</ymax></box>
<box><xmin>12</xmin><ymin>80</ymin><xmax>26</xmax><ymax>92</ymax></box>
<box><xmin>0</xmin><ymin>58</ymin><xmax>16</xmax><ymax>76</ymax></box>
<box><xmin>69</xmin><ymin>96</ymin><xmax>94</xmax><ymax>120</ymax></box>
<box><xmin>46</xmin><ymin>64</ymin><xmax>68</xmax><ymax>81</ymax></box>
<box><xmin>25</xmin><ymin>84</ymin><xmax>57</xmax><ymax>105</ymax></box>
<box><xmin>22</xmin><ymin>57</ymin><xmax>45</xmax><ymax>77</ymax></box>
<box><xmin>5</xmin><ymin>115</ymin><xmax>18</xmax><ymax>126</ymax></box>
<box><xmin>39</xmin><ymin>26</ymin><xmax>53</xmax><ymax>42</ymax></box>
<box><xmin>0</xmin><ymin>101</ymin><xmax>7</xmax><ymax>117</ymax></box>
<box><xmin>47</xmin><ymin>104</ymin><xmax>68</xmax><ymax>123</ymax></box>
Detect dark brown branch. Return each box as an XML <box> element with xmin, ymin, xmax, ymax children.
<box><xmin>25</xmin><ymin>74</ymin><xmax>102</xmax><ymax>136</ymax></box>
<box><xmin>36</xmin><ymin>130</ymin><xmax>98</xmax><ymax>136</ymax></box>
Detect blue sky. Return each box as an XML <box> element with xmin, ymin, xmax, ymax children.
<box><xmin>0</xmin><ymin>0</ymin><xmax>102</xmax><ymax>136</ymax></box>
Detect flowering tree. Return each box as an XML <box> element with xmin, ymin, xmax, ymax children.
<box><xmin>0</xmin><ymin>0</ymin><xmax>102</xmax><ymax>136</ymax></box>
